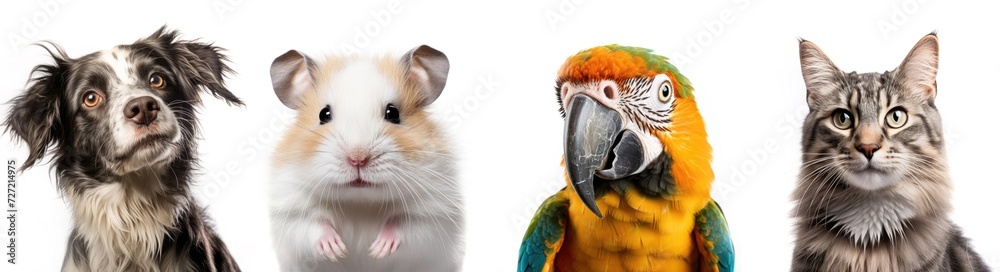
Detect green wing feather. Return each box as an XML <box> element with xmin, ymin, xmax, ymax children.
<box><xmin>517</xmin><ymin>190</ymin><xmax>570</xmax><ymax>272</ymax></box>
<box><xmin>695</xmin><ymin>199</ymin><xmax>735</xmax><ymax>272</ymax></box>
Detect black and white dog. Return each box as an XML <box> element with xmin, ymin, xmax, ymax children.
<box><xmin>4</xmin><ymin>27</ymin><xmax>242</xmax><ymax>272</ymax></box>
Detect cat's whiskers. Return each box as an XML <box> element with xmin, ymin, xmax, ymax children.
<box><xmin>816</xmin><ymin>161</ymin><xmax>850</xmax><ymax>211</ymax></box>
<box><xmin>798</xmin><ymin>160</ymin><xmax>847</xmax><ymax>214</ymax></box>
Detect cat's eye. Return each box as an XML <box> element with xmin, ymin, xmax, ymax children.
<box><xmin>81</xmin><ymin>90</ymin><xmax>104</xmax><ymax>108</ymax></box>
<box><xmin>319</xmin><ymin>105</ymin><xmax>332</xmax><ymax>125</ymax></box>
<box><xmin>384</xmin><ymin>104</ymin><xmax>400</xmax><ymax>124</ymax></box>
<box><xmin>831</xmin><ymin>109</ymin><xmax>853</xmax><ymax>130</ymax></box>
<box><xmin>657</xmin><ymin>81</ymin><xmax>673</xmax><ymax>103</ymax></box>
<box><xmin>148</xmin><ymin>73</ymin><xmax>166</xmax><ymax>89</ymax></box>
<box><xmin>885</xmin><ymin>108</ymin><xmax>908</xmax><ymax>128</ymax></box>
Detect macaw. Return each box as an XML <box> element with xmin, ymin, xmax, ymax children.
<box><xmin>518</xmin><ymin>45</ymin><xmax>734</xmax><ymax>272</ymax></box>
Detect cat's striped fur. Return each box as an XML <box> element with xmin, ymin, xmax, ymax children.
<box><xmin>791</xmin><ymin>33</ymin><xmax>990</xmax><ymax>272</ymax></box>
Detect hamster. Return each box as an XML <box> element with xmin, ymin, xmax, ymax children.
<box><xmin>267</xmin><ymin>45</ymin><xmax>463</xmax><ymax>272</ymax></box>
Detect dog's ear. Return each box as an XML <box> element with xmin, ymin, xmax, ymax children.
<box><xmin>4</xmin><ymin>44</ymin><xmax>68</xmax><ymax>171</ymax></box>
<box><xmin>149</xmin><ymin>26</ymin><xmax>244</xmax><ymax>106</ymax></box>
<box><xmin>177</xmin><ymin>41</ymin><xmax>243</xmax><ymax>106</ymax></box>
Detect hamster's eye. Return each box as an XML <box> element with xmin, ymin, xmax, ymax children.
<box><xmin>148</xmin><ymin>73</ymin><xmax>166</xmax><ymax>89</ymax></box>
<box><xmin>384</xmin><ymin>104</ymin><xmax>400</xmax><ymax>124</ymax></box>
<box><xmin>319</xmin><ymin>105</ymin><xmax>332</xmax><ymax>125</ymax></box>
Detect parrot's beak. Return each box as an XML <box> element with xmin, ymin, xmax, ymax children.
<box><xmin>564</xmin><ymin>95</ymin><xmax>645</xmax><ymax>218</ymax></box>
<box><xmin>594</xmin><ymin>130</ymin><xmax>643</xmax><ymax>180</ymax></box>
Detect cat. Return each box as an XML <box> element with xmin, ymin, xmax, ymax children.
<box><xmin>791</xmin><ymin>33</ymin><xmax>991</xmax><ymax>272</ymax></box>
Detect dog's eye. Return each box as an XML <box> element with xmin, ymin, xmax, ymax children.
<box><xmin>319</xmin><ymin>105</ymin><xmax>332</xmax><ymax>125</ymax></box>
<box><xmin>82</xmin><ymin>91</ymin><xmax>103</xmax><ymax>108</ymax></box>
<box><xmin>148</xmin><ymin>74</ymin><xmax>166</xmax><ymax>89</ymax></box>
<box><xmin>384</xmin><ymin>104</ymin><xmax>400</xmax><ymax>124</ymax></box>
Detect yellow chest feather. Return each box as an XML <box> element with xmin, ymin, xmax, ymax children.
<box><xmin>556</xmin><ymin>187</ymin><xmax>708</xmax><ymax>272</ymax></box>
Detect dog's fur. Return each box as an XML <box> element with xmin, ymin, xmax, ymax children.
<box><xmin>4</xmin><ymin>27</ymin><xmax>242</xmax><ymax>272</ymax></box>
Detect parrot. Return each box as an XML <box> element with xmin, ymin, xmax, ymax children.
<box><xmin>517</xmin><ymin>45</ymin><xmax>734</xmax><ymax>272</ymax></box>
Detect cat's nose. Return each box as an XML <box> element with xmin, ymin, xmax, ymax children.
<box><xmin>856</xmin><ymin>143</ymin><xmax>881</xmax><ymax>160</ymax></box>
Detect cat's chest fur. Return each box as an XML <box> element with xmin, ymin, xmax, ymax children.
<box><xmin>799</xmin><ymin>214</ymin><xmax>953</xmax><ymax>272</ymax></box>
<box><xmin>825</xmin><ymin>190</ymin><xmax>916</xmax><ymax>244</ymax></box>
<box><xmin>797</xmin><ymin>179</ymin><xmax>956</xmax><ymax>271</ymax></box>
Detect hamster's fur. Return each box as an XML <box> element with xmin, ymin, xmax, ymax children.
<box><xmin>268</xmin><ymin>45</ymin><xmax>463</xmax><ymax>272</ymax></box>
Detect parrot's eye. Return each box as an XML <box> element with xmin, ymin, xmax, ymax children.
<box><xmin>831</xmin><ymin>109</ymin><xmax>853</xmax><ymax>130</ymax></box>
<box><xmin>319</xmin><ymin>105</ymin><xmax>332</xmax><ymax>125</ymax></box>
<box><xmin>384</xmin><ymin>104</ymin><xmax>400</xmax><ymax>124</ymax></box>
<box><xmin>657</xmin><ymin>82</ymin><xmax>672</xmax><ymax>103</ymax></box>
<box><xmin>885</xmin><ymin>107</ymin><xmax>907</xmax><ymax>128</ymax></box>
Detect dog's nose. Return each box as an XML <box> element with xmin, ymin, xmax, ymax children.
<box><xmin>124</xmin><ymin>96</ymin><xmax>160</xmax><ymax>125</ymax></box>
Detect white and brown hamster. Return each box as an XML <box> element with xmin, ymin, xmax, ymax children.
<box><xmin>267</xmin><ymin>45</ymin><xmax>463</xmax><ymax>272</ymax></box>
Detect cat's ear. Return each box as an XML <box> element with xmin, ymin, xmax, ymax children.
<box><xmin>799</xmin><ymin>39</ymin><xmax>841</xmax><ymax>109</ymax></box>
<box><xmin>896</xmin><ymin>33</ymin><xmax>939</xmax><ymax>102</ymax></box>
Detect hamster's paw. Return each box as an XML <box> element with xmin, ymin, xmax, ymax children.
<box><xmin>368</xmin><ymin>218</ymin><xmax>401</xmax><ymax>259</ymax></box>
<box><xmin>317</xmin><ymin>221</ymin><xmax>347</xmax><ymax>262</ymax></box>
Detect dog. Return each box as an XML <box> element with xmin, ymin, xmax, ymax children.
<box><xmin>3</xmin><ymin>27</ymin><xmax>242</xmax><ymax>272</ymax></box>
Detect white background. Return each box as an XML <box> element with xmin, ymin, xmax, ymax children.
<box><xmin>2</xmin><ymin>0</ymin><xmax>998</xmax><ymax>271</ymax></box>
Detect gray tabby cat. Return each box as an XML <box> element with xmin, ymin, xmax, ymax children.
<box><xmin>791</xmin><ymin>33</ymin><xmax>990</xmax><ymax>272</ymax></box>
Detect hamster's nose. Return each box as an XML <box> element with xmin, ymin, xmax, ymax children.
<box><xmin>348</xmin><ymin>149</ymin><xmax>370</xmax><ymax>168</ymax></box>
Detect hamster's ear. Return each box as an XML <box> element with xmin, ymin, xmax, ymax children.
<box><xmin>4</xmin><ymin>44</ymin><xmax>68</xmax><ymax>170</ymax></box>
<box><xmin>402</xmin><ymin>45</ymin><xmax>449</xmax><ymax>106</ymax></box>
<box><xmin>895</xmin><ymin>33</ymin><xmax>939</xmax><ymax>102</ymax></box>
<box><xmin>270</xmin><ymin>50</ymin><xmax>314</xmax><ymax>109</ymax></box>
